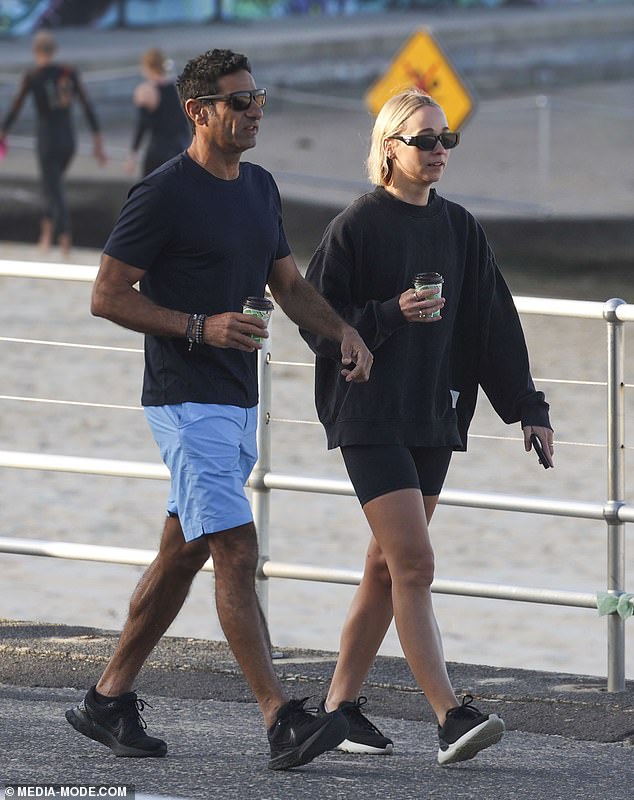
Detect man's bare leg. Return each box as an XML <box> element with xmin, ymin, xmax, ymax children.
<box><xmin>97</xmin><ymin>515</ymin><xmax>209</xmax><ymax>697</ymax></box>
<box><xmin>207</xmin><ymin>522</ymin><xmax>286</xmax><ymax>729</ymax></box>
<box><xmin>67</xmin><ymin>517</ymin><xmax>348</xmax><ymax>766</ymax></box>
<box><xmin>208</xmin><ymin>521</ymin><xmax>348</xmax><ymax>769</ymax></box>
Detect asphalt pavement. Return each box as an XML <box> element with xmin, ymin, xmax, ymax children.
<box><xmin>1</xmin><ymin>619</ymin><xmax>633</xmax><ymax>800</ymax></box>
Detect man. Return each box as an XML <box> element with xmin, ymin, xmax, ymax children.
<box><xmin>65</xmin><ymin>48</ymin><xmax>373</xmax><ymax>771</ymax></box>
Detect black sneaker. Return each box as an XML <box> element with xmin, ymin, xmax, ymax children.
<box><xmin>437</xmin><ymin>695</ymin><xmax>505</xmax><ymax>765</ymax></box>
<box><xmin>268</xmin><ymin>697</ymin><xmax>348</xmax><ymax>770</ymax></box>
<box><xmin>320</xmin><ymin>696</ymin><xmax>394</xmax><ymax>755</ymax></box>
<box><xmin>65</xmin><ymin>685</ymin><xmax>167</xmax><ymax>758</ymax></box>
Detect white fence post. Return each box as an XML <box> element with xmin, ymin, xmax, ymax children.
<box><xmin>605</xmin><ymin>298</ymin><xmax>627</xmax><ymax>692</ymax></box>
<box><xmin>252</xmin><ymin>323</ymin><xmax>273</xmax><ymax>615</ymax></box>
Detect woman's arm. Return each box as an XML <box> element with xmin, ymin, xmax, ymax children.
<box><xmin>1</xmin><ymin>74</ymin><xmax>30</xmax><ymax>135</ymax></box>
<box><xmin>268</xmin><ymin>253</ymin><xmax>373</xmax><ymax>382</ymax></box>
<box><xmin>72</xmin><ymin>69</ymin><xmax>106</xmax><ymax>165</ymax></box>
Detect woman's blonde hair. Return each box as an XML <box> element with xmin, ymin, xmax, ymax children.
<box><xmin>141</xmin><ymin>48</ymin><xmax>167</xmax><ymax>75</ymax></box>
<box><xmin>32</xmin><ymin>30</ymin><xmax>57</xmax><ymax>57</ymax></box>
<box><xmin>367</xmin><ymin>89</ymin><xmax>441</xmax><ymax>187</ymax></box>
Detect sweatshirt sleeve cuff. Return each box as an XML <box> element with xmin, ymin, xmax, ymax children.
<box><xmin>520</xmin><ymin>399</ymin><xmax>552</xmax><ymax>431</ymax></box>
<box><xmin>380</xmin><ymin>295</ymin><xmax>407</xmax><ymax>332</ymax></box>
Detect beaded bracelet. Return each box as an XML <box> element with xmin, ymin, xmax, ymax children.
<box><xmin>186</xmin><ymin>313</ymin><xmax>206</xmax><ymax>351</ymax></box>
<box><xmin>185</xmin><ymin>314</ymin><xmax>196</xmax><ymax>345</ymax></box>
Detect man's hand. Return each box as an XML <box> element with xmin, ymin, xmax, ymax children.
<box><xmin>340</xmin><ymin>327</ymin><xmax>373</xmax><ymax>382</ymax></box>
<box><xmin>203</xmin><ymin>312</ymin><xmax>268</xmax><ymax>352</ymax></box>
<box><xmin>523</xmin><ymin>425</ymin><xmax>554</xmax><ymax>468</ymax></box>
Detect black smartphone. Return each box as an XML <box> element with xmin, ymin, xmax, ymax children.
<box><xmin>530</xmin><ymin>433</ymin><xmax>551</xmax><ymax>469</ymax></box>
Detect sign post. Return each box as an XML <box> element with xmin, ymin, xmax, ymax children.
<box><xmin>365</xmin><ymin>29</ymin><xmax>476</xmax><ymax>130</ymax></box>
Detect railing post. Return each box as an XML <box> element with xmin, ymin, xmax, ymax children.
<box><xmin>252</xmin><ymin>321</ymin><xmax>273</xmax><ymax>617</ymax></box>
<box><xmin>536</xmin><ymin>94</ymin><xmax>551</xmax><ymax>198</ymax></box>
<box><xmin>604</xmin><ymin>298</ymin><xmax>626</xmax><ymax>692</ymax></box>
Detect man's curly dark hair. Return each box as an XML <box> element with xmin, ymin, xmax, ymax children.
<box><xmin>176</xmin><ymin>49</ymin><xmax>252</xmax><ymax>132</ymax></box>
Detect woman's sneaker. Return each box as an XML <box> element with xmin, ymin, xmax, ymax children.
<box><xmin>267</xmin><ymin>697</ymin><xmax>348</xmax><ymax>770</ymax></box>
<box><xmin>320</xmin><ymin>696</ymin><xmax>394</xmax><ymax>755</ymax></box>
<box><xmin>65</xmin><ymin>685</ymin><xmax>167</xmax><ymax>758</ymax></box>
<box><xmin>437</xmin><ymin>695</ymin><xmax>505</xmax><ymax>765</ymax></box>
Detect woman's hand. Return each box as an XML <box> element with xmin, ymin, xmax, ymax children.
<box><xmin>124</xmin><ymin>154</ymin><xmax>137</xmax><ymax>176</ymax></box>
<box><xmin>523</xmin><ymin>425</ymin><xmax>555</xmax><ymax>468</ymax></box>
<box><xmin>93</xmin><ymin>133</ymin><xmax>107</xmax><ymax>166</ymax></box>
<box><xmin>399</xmin><ymin>287</ymin><xmax>445</xmax><ymax>322</ymax></box>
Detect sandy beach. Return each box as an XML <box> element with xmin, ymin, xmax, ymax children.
<box><xmin>0</xmin><ymin>241</ymin><xmax>632</xmax><ymax>682</ymax></box>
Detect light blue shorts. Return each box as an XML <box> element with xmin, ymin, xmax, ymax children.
<box><xmin>144</xmin><ymin>403</ymin><xmax>258</xmax><ymax>542</ymax></box>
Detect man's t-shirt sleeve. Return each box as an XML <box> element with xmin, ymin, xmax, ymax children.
<box><xmin>104</xmin><ymin>181</ymin><xmax>173</xmax><ymax>270</ymax></box>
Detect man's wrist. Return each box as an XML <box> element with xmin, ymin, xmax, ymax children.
<box><xmin>338</xmin><ymin>322</ymin><xmax>356</xmax><ymax>341</ymax></box>
<box><xmin>186</xmin><ymin>313</ymin><xmax>206</xmax><ymax>350</ymax></box>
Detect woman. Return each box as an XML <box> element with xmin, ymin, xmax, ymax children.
<box><xmin>301</xmin><ymin>89</ymin><xmax>554</xmax><ymax>765</ymax></box>
<box><xmin>0</xmin><ymin>30</ymin><xmax>106</xmax><ymax>257</ymax></box>
<box><xmin>125</xmin><ymin>48</ymin><xmax>190</xmax><ymax>178</ymax></box>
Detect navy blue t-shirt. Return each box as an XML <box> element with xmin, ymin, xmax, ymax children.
<box><xmin>104</xmin><ymin>152</ymin><xmax>290</xmax><ymax>407</ymax></box>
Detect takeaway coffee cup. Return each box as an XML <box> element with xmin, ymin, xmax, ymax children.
<box><xmin>413</xmin><ymin>272</ymin><xmax>444</xmax><ymax>318</ymax></box>
<box><xmin>243</xmin><ymin>296</ymin><xmax>274</xmax><ymax>342</ymax></box>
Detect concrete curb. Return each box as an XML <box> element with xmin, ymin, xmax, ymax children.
<box><xmin>1</xmin><ymin>176</ymin><xmax>633</xmax><ymax>270</ymax></box>
<box><xmin>1</xmin><ymin>620</ymin><xmax>633</xmax><ymax>744</ymax></box>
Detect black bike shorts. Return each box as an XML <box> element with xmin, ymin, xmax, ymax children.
<box><xmin>341</xmin><ymin>444</ymin><xmax>453</xmax><ymax>507</ymax></box>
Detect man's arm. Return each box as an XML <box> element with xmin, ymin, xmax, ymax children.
<box><xmin>91</xmin><ymin>254</ymin><xmax>187</xmax><ymax>336</ymax></box>
<box><xmin>92</xmin><ymin>254</ymin><xmax>266</xmax><ymax>351</ymax></box>
<box><xmin>267</xmin><ymin>253</ymin><xmax>373</xmax><ymax>382</ymax></box>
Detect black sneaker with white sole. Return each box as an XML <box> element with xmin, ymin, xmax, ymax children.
<box><xmin>437</xmin><ymin>695</ymin><xmax>505</xmax><ymax>765</ymax></box>
<box><xmin>320</xmin><ymin>697</ymin><xmax>394</xmax><ymax>755</ymax></box>
<box><xmin>65</xmin><ymin>685</ymin><xmax>167</xmax><ymax>758</ymax></box>
<box><xmin>268</xmin><ymin>697</ymin><xmax>348</xmax><ymax>770</ymax></box>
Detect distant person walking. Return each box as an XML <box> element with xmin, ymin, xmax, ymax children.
<box><xmin>125</xmin><ymin>48</ymin><xmax>190</xmax><ymax>178</ymax></box>
<box><xmin>0</xmin><ymin>30</ymin><xmax>106</xmax><ymax>258</ymax></box>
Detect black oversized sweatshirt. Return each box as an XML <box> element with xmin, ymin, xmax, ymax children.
<box><xmin>300</xmin><ymin>187</ymin><xmax>551</xmax><ymax>451</ymax></box>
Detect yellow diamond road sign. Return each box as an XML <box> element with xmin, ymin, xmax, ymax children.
<box><xmin>366</xmin><ymin>29</ymin><xmax>476</xmax><ymax>130</ymax></box>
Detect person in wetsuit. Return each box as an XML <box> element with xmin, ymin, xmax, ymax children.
<box><xmin>125</xmin><ymin>48</ymin><xmax>190</xmax><ymax>178</ymax></box>
<box><xmin>0</xmin><ymin>30</ymin><xmax>106</xmax><ymax>257</ymax></box>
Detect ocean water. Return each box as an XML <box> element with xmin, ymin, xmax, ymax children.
<box><xmin>0</xmin><ymin>245</ymin><xmax>632</xmax><ymax>681</ymax></box>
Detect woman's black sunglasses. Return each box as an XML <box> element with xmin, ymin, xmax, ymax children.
<box><xmin>388</xmin><ymin>132</ymin><xmax>460</xmax><ymax>151</ymax></box>
<box><xmin>195</xmin><ymin>88</ymin><xmax>267</xmax><ymax>112</ymax></box>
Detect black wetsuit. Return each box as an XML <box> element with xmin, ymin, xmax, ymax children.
<box><xmin>1</xmin><ymin>63</ymin><xmax>100</xmax><ymax>237</ymax></box>
<box><xmin>130</xmin><ymin>82</ymin><xmax>190</xmax><ymax>177</ymax></box>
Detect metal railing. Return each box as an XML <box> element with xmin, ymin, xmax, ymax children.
<box><xmin>0</xmin><ymin>259</ymin><xmax>631</xmax><ymax>691</ymax></box>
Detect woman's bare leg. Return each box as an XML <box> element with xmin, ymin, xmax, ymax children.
<box><xmin>326</xmin><ymin>493</ymin><xmax>451</xmax><ymax>720</ymax></box>
<box><xmin>325</xmin><ymin>534</ymin><xmax>393</xmax><ymax>709</ymax></box>
<box><xmin>37</xmin><ymin>217</ymin><xmax>53</xmax><ymax>252</ymax></box>
<box><xmin>361</xmin><ymin>488</ymin><xmax>457</xmax><ymax>722</ymax></box>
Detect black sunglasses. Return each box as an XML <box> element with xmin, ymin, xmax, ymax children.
<box><xmin>195</xmin><ymin>88</ymin><xmax>267</xmax><ymax>111</ymax></box>
<box><xmin>388</xmin><ymin>131</ymin><xmax>460</xmax><ymax>151</ymax></box>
